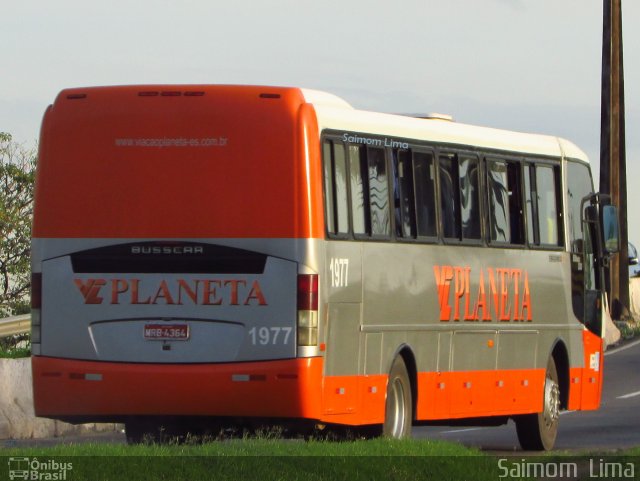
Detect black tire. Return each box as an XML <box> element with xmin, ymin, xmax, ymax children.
<box><xmin>515</xmin><ymin>356</ymin><xmax>561</xmax><ymax>451</ymax></box>
<box><xmin>124</xmin><ymin>418</ymin><xmax>175</xmax><ymax>444</ymax></box>
<box><xmin>124</xmin><ymin>418</ymin><xmax>150</xmax><ymax>444</ymax></box>
<box><xmin>382</xmin><ymin>356</ymin><xmax>413</xmax><ymax>438</ymax></box>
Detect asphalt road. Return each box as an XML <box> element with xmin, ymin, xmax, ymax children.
<box><xmin>4</xmin><ymin>338</ymin><xmax>640</xmax><ymax>452</ymax></box>
<box><xmin>415</xmin><ymin>338</ymin><xmax>640</xmax><ymax>451</ymax></box>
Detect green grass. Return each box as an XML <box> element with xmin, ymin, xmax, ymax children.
<box><xmin>0</xmin><ymin>345</ymin><xmax>30</xmax><ymax>358</ymax></box>
<box><xmin>0</xmin><ymin>333</ymin><xmax>30</xmax><ymax>358</ymax></box>
<box><xmin>4</xmin><ymin>436</ymin><xmax>639</xmax><ymax>480</ymax></box>
<box><xmin>1</xmin><ymin>438</ymin><xmax>517</xmax><ymax>481</ymax></box>
<box><xmin>619</xmin><ymin>322</ymin><xmax>640</xmax><ymax>340</ymax></box>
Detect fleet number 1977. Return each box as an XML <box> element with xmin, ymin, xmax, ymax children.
<box><xmin>329</xmin><ymin>258</ymin><xmax>349</xmax><ymax>287</ymax></box>
<box><xmin>248</xmin><ymin>326</ymin><xmax>293</xmax><ymax>345</ymax></box>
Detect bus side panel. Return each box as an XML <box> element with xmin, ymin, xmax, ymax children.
<box><xmin>317</xmin><ymin>366</ymin><xmax>547</xmax><ymax>425</ymax></box>
<box><xmin>416</xmin><ymin>369</ymin><xmax>545</xmax><ymax>420</ymax></box>
<box><xmin>320</xmin><ymin>374</ymin><xmax>387</xmax><ymax>425</ymax></box>
<box><xmin>579</xmin><ymin>329</ymin><xmax>604</xmax><ymax>410</ymax></box>
<box><xmin>568</xmin><ymin>367</ymin><xmax>584</xmax><ymax>411</ymax></box>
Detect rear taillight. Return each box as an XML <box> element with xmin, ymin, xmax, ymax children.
<box><xmin>297</xmin><ymin>274</ymin><xmax>318</xmax><ymax>346</ymax></box>
<box><xmin>31</xmin><ymin>272</ymin><xmax>42</xmax><ymax>353</ymax></box>
<box><xmin>31</xmin><ymin>272</ymin><xmax>42</xmax><ymax>309</ymax></box>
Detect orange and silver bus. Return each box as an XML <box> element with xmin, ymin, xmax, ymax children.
<box><xmin>31</xmin><ymin>85</ymin><xmax>618</xmax><ymax>450</ymax></box>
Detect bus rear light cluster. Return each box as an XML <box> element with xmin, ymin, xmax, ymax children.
<box><xmin>31</xmin><ymin>273</ymin><xmax>42</xmax><ymax>309</ymax></box>
<box><xmin>31</xmin><ymin>273</ymin><xmax>42</xmax><ymax>352</ymax></box>
<box><xmin>297</xmin><ymin>274</ymin><xmax>318</xmax><ymax>346</ymax></box>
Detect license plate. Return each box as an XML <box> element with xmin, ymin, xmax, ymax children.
<box><xmin>144</xmin><ymin>324</ymin><xmax>190</xmax><ymax>341</ymax></box>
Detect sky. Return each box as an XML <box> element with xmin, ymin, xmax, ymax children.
<box><xmin>2</xmin><ymin>0</ymin><xmax>639</xmax><ymax>242</ymax></box>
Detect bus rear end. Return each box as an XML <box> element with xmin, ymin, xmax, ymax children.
<box><xmin>31</xmin><ymin>85</ymin><xmax>325</xmax><ymax>434</ymax></box>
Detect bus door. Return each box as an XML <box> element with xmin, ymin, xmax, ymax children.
<box><xmin>581</xmin><ymin>202</ymin><xmax>603</xmax><ymax>337</ymax></box>
<box><xmin>579</xmin><ymin>196</ymin><xmax>619</xmax><ymax>409</ymax></box>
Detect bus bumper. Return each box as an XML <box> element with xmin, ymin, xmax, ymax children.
<box><xmin>32</xmin><ymin>356</ymin><xmax>324</xmax><ymax>421</ymax></box>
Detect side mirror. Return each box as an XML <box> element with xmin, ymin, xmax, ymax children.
<box><xmin>629</xmin><ymin>243</ymin><xmax>638</xmax><ymax>266</ymax></box>
<box><xmin>601</xmin><ymin>205</ymin><xmax>620</xmax><ymax>254</ymax></box>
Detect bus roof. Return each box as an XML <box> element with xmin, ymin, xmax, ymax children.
<box><xmin>33</xmin><ymin>84</ymin><xmax>588</xmax><ymax>240</ymax></box>
<box><xmin>300</xmin><ymin>88</ymin><xmax>588</xmax><ymax>162</ymax></box>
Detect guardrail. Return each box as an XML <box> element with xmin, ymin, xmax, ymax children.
<box><xmin>0</xmin><ymin>314</ymin><xmax>31</xmax><ymax>337</ymax></box>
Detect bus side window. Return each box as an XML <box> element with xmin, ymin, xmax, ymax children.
<box><xmin>348</xmin><ymin>145</ymin><xmax>368</xmax><ymax>235</ymax></box>
<box><xmin>323</xmin><ymin>141</ymin><xmax>336</xmax><ymax>234</ymax></box>
<box><xmin>536</xmin><ymin>165</ymin><xmax>561</xmax><ymax>246</ymax></box>
<box><xmin>507</xmin><ymin>161</ymin><xmax>525</xmax><ymax>244</ymax></box>
<box><xmin>413</xmin><ymin>152</ymin><xmax>437</xmax><ymax>238</ymax></box>
<box><xmin>393</xmin><ymin>149</ymin><xmax>416</xmax><ymax>238</ymax></box>
<box><xmin>459</xmin><ymin>154</ymin><xmax>481</xmax><ymax>240</ymax></box>
<box><xmin>439</xmin><ymin>153</ymin><xmax>461</xmax><ymax>240</ymax></box>
<box><xmin>523</xmin><ymin>162</ymin><xmax>563</xmax><ymax>248</ymax></box>
<box><xmin>367</xmin><ymin>147</ymin><xmax>391</xmax><ymax>237</ymax></box>
<box><xmin>334</xmin><ymin>143</ymin><xmax>349</xmax><ymax>234</ymax></box>
<box><xmin>488</xmin><ymin>159</ymin><xmax>510</xmax><ymax>243</ymax></box>
<box><xmin>322</xmin><ymin>140</ymin><xmax>349</xmax><ymax>236</ymax></box>
<box><xmin>524</xmin><ymin>164</ymin><xmax>539</xmax><ymax>245</ymax></box>
<box><xmin>488</xmin><ymin>159</ymin><xmax>525</xmax><ymax>245</ymax></box>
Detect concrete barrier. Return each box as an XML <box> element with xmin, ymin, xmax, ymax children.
<box><xmin>0</xmin><ymin>358</ymin><xmax>120</xmax><ymax>440</ymax></box>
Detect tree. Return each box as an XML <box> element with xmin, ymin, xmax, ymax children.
<box><xmin>0</xmin><ymin>132</ymin><xmax>36</xmax><ymax>317</ymax></box>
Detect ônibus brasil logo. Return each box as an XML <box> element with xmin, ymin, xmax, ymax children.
<box><xmin>8</xmin><ymin>457</ymin><xmax>72</xmax><ymax>480</ymax></box>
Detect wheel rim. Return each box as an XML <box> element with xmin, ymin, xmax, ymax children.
<box><xmin>543</xmin><ymin>375</ymin><xmax>560</xmax><ymax>429</ymax></box>
<box><xmin>390</xmin><ymin>377</ymin><xmax>406</xmax><ymax>437</ymax></box>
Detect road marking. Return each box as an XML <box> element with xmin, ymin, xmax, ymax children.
<box><xmin>438</xmin><ymin>411</ymin><xmax>575</xmax><ymax>434</ymax></box>
<box><xmin>605</xmin><ymin>338</ymin><xmax>640</xmax><ymax>357</ymax></box>
<box><xmin>617</xmin><ymin>390</ymin><xmax>640</xmax><ymax>400</ymax></box>
<box><xmin>439</xmin><ymin>428</ymin><xmax>483</xmax><ymax>434</ymax></box>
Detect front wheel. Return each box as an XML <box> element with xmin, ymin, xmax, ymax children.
<box><xmin>382</xmin><ymin>356</ymin><xmax>413</xmax><ymax>438</ymax></box>
<box><xmin>515</xmin><ymin>356</ymin><xmax>561</xmax><ymax>450</ymax></box>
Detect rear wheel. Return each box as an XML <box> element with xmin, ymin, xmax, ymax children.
<box><xmin>382</xmin><ymin>356</ymin><xmax>412</xmax><ymax>438</ymax></box>
<box><xmin>124</xmin><ymin>417</ymin><xmax>187</xmax><ymax>444</ymax></box>
<box><xmin>125</xmin><ymin>418</ymin><xmax>157</xmax><ymax>444</ymax></box>
<box><xmin>515</xmin><ymin>356</ymin><xmax>561</xmax><ymax>450</ymax></box>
